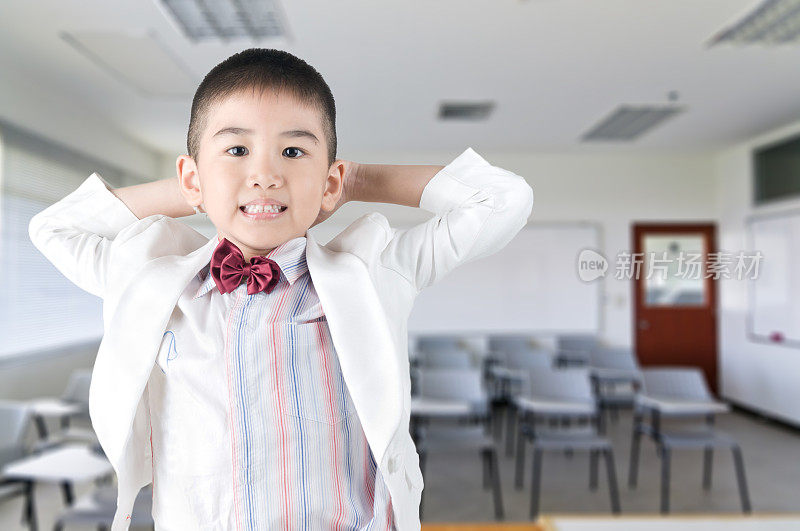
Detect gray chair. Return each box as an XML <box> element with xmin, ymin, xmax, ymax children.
<box><xmin>512</xmin><ymin>368</ymin><xmax>621</xmax><ymax>520</ymax></box>
<box><xmin>30</xmin><ymin>369</ymin><xmax>98</xmax><ymax>454</ymax></box>
<box><xmin>493</xmin><ymin>347</ymin><xmax>554</xmax><ymax>455</ymax></box>
<box><xmin>0</xmin><ymin>402</ymin><xmax>36</xmax><ymax>529</ymax></box>
<box><xmin>413</xmin><ymin>368</ymin><xmax>504</xmax><ymax>520</ymax></box>
<box><xmin>555</xmin><ymin>334</ymin><xmax>600</xmax><ymax>367</ymax></box>
<box><xmin>628</xmin><ymin>367</ymin><xmax>751</xmax><ymax>514</ymax></box>
<box><xmin>589</xmin><ymin>346</ymin><xmax>642</xmax><ymax>433</ymax></box>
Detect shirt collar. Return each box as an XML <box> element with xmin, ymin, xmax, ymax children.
<box><xmin>193</xmin><ymin>235</ymin><xmax>308</xmax><ymax>299</ymax></box>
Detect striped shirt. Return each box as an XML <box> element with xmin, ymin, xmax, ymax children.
<box><xmin>145</xmin><ymin>235</ymin><xmax>394</xmax><ymax>530</ymax></box>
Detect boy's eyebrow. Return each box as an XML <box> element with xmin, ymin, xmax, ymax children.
<box><xmin>212</xmin><ymin>127</ymin><xmax>319</xmax><ymax>145</ymax></box>
<box><xmin>280</xmin><ymin>129</ymin><xmax>320</xmax><ymax>145</ymax></box>
<box><xmin>213</xmin><ymin>127</ymin><xmax>253</xmax><ymax>138</ymax></box>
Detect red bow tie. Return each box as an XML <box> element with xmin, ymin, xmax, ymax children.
<box><xmin>210</xmin><ymin>238</ymin><xmax>281</xmax><ymax>295</ymax></box>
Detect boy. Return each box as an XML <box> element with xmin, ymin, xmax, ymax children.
<box><xmin>29</xmin><ymin>48</ymin><xmax>533</xmax><ymax>530</ymax></box>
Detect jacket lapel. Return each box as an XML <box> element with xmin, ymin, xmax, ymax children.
<box><xmin>305</xmin><ymin>234</ymin><xmax>402</xmax><ymax>465</ymax></box>
<box><xmin>90</xmin><ymin>236</ymin><xmax>219</xmax><ymax>467</ymax></box>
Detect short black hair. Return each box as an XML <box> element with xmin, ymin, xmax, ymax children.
<box><xmin>187</xmin><ymin>48</ymin><xmax>336</xmax><ymax>166</ymax></box>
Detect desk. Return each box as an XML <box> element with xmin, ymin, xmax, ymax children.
<box><xmin>26</xmin><ymin>398</ymin><xmax>84</xmax><ymax>438</ymax></box>
<box><xmin>541</xmin><ymin>514</ymin><xmax>800</xmax><ymax>530</ymax></box>
<box><xmin>2</xmin><ymin>444</ymin><xmax>113</xmax><ymax>531</ymax></box>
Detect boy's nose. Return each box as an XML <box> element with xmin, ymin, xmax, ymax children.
<box><xmin>247</xmin><ymin>167</ymin><xmax>283</xmax><ymax>188</ymax></box>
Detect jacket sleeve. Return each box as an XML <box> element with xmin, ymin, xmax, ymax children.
<box><xmin>376</xmin><ymin>147</ymin><xmax>534</xmax><ymax>292</ymax></box>
<box><xmin>28</xmin><ymin>173</ymin><xmax>141</xmax><ymax>299</ymax></box>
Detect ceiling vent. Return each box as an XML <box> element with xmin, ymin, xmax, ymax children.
<box><xmin>158</xmin><ymin>0</ymin><xmax>290</xmax><ymax>42</ymax></box>
<box><xmin>708</xmin><ymin>0</ymin><xmax>800</xmax><ymax>46</ymax></box>
<box><xmin>438</xmin><ymin>101</ymin><xmax>495</xmax><ymax>121</ymax></box>
<box><xmin>580</xmin><ymin>105</ymin><xmax>685</xmax><ymax>142</ymax></box>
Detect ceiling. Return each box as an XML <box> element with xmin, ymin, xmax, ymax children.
<box><xmin>0</xmin><ymin>0</ymin><xmax>798</xmax><ymax>158</ymax></box>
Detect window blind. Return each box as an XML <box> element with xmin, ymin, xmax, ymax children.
<box><xmin>0</xmin><ymin>122</ymin><xmax>141</xmax><ymax>360</ymax></box>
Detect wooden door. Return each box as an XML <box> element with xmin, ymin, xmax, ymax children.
<box><xmin>633</xmin><ymin>223</ymin><xmax>719</xmax><ymax>394</ymax></box>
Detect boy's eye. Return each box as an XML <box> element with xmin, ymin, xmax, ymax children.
<box><xmin>283</xmin><ymin>147</ymin><xmax>305</xmax><ymax>158</ymax></box>
<box><xmin>226</xmin><ymin>146</ymin><xmax>248</xmax><ymax>156</ymax></box>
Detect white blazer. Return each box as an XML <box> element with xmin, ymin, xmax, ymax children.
<box><xmin>28</xmin><ymin>146</ymin><xmax>534</xmax><ymax>530</ymax></box>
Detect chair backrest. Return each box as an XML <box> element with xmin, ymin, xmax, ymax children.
<box><xmin>418</xmin><ymin>347</ymin><xmax>477</xmax><ymax>369</ymax></box>
<box><xmin>416</xmin><ymin>368</ymin><xmax>487</xmax><ymax>405</ymax></box>
<box><xmin>521</xmin><ymin>368</ymin><xmax>594</xmax><ymax>403</ymax></box>
<box><xmin>0</xmin><ymin>402</ymin><xmax>32</xmax><ymax>466</ymax></box>
<box><xmin>488</xmin><ymin>334</ymin><xmax>532</xmax><ymax>354</ymax></box>
<box><xmin>590</xmin><ymin>346</ymin><xmax>640</xmax><ymax>371</ymax></box>
<box><xmin>62</xmin><ymin>369</ymin><xmax>93</xmax><ymax>404</ymax></box>
<box><xmin>503</xmin><ymin>347</ymin><xmax>554</xmax><ymax>370</ymax></box>
<box><xmin>557</xmin><ymin>334</ymin><xmax>600</xmax><ymax>354</ymax></box>
<box><xmin>416</xmin><ymin>335</ymin><xmax>463</xmax><ymax>355</ymax></box>
<box><xmin>641</xmin><ymin>367</ymin><xmax>713</xmax><ymax>401</ymax></box>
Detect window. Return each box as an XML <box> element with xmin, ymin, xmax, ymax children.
<box><xmin>0</xmin><ymin>122</ymin><xmax>139</xmax><ymax>360</ymax></box>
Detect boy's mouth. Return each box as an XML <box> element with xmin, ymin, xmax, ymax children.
<box><xmin>239</xmin><ymin>204</ymin><xmax>288</xmax><ymax>214</ymax></box>
<box><xmin>239</xmin><ymin>204</ymin><xmax>288</xmax><ymax>220</ymax></box>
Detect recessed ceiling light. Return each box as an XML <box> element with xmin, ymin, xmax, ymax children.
<box><xmin>708</xmin><ymin>0</ymin><xmax>800</xmax><ymax>46</ymax></box>
<box><xmin>158</xmin><ymin>0</ymin><xmax>290</xmax><ymax>42</ymax></box>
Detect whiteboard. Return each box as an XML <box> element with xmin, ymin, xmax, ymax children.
<box><xmin>747</xmin><ymin>210</ymin><xmax>800</xmax><ymax>347</ymax></box>
<box><xmin>408</xmin><ymin>223</ymin><xmax>602</xmax><ymax>334</ymax></box>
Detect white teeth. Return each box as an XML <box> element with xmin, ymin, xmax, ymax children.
<box><xmin>243</xmin><ymin>204</ymin><xmax>283</xmax><ymax>214</ymax></box>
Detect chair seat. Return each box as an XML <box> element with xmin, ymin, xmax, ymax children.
<box><xmin>515</xmin><ymin>396</ymin><xmax>596</xmax><ymax>416</ymax></box>
<box><xmin>531</xmin><ymin>430</ymin><xmax>612</xmax><ymax>450</ymax></box>
<box><xmin>417</xmin><ymin>426</ymin><xmax>496</xmax><ymax>452</ymax></box>
<box><xmin>637</xmin><ymin>395</ymin><xmax>730</xmax><ymax>415</ymax></box>
<box><xmin>658</xmin><ymin>427</ymin><xmax>738</xmax><ymax>449</ymax></box>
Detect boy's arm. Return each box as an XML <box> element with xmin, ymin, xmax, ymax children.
<box><xmin>28</xmin><ymin>174</ymin><xmax>188</xmax><ymax>298</ymax></box>
<box><xmin>353</xmin><ymin>147</ymin><xmax>534</xmax><ymax>291</ymax></box>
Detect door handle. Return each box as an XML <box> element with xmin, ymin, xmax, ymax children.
<box><xmin>638</xmin><ymin>319</ymin><xmax>650</xmax><ymax>330</ymax></box>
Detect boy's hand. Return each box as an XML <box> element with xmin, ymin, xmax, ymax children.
<box><xmin>310</xmin><ymin>160</ymin><xmax>361</xmax><ymax>229</ymax></box>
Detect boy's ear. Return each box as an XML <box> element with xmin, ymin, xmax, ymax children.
<box><xmin>176</xmin><ymin>155</ymin><xmax>203</xmax><ymax>207</ymax></box>
<box><xmin>320</xmin><ymin>160</ymin><xmax>345</xmax><ymax>212</ymax></box>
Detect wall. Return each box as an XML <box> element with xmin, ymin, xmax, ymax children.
<box><xmin>714</xmin><ymin>120</ymin><xmax>800</xmax><ymax>427</ymax></box>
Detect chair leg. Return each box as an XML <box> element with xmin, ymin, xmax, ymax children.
<box><xmin>492</xmin><ymin>400</ymin><xmax>503</xmax><ymax>442</ymax></box>
<box><xmin>660</xmin><ymin>446</ymin><xmax>671</xmax><ymax>514</ymax></box>
<box><xmin>597</xmin><ymin>405</ymin><xmax>606</xmax><ymax>435</ymax></box>
<box><xmin>505</xmin><ymin>404</ymin><xmax>517</xmax><ymax>457</ymax></box>
<box><xmin>702</xmin><ymin>446</ymin><xmax>713</xmax><ymax>490</ymax></box>
<box><xmin>529</xmin><ymin>447</ymin><xmax>543</xmax><ymax>520</ymax></box>
<box><xmin>603</xmin><ymin>449</ymin><xmax>621</xmax><ymax>514</ymax></box>
<box><xmin>589</xmin><ymin>449</ymin><xmax>600</xmax><ymax>490</ymax></box>
<box><xmin>731</xmin><ymin>446</ymin><xmax>752</xmax><ymax>513</ymax></box>
<box><xmin>24</xmin><ymin>481</ymin><xmax>38</xmax><ymax>531</ymax></box>
<box><xmin>515</xmin><ymin>425</ymin><xmax>526</xmax><ymax>490</ymax></box>
<box><xmin>489</xmin><ymin>449</ymin><xmax>504</xmax><ymax>520</ymax></box>
<box><xmin>628</xmin><ymin>416</ymin><xmax>642</xmax><ymax>488</ymax></box>
<box><xmin>481</xmin><ymin>448</ymin><xmax>490</xmax><ymax>489</ymax></box>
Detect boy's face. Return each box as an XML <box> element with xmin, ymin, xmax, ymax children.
<box><xmin>178</xmin><ymin>89</ymin><xmax>342</xmax><ymax>261</ymax></box>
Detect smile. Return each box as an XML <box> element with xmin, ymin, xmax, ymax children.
<box><xmin>239</xmin><ymin>205</ymin><xmax>287</xmax><ymax>220</ymax></box>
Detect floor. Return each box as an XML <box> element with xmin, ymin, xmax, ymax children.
<box><xmin>1</xmin><ymin>406</ymin><xmax>798</xmax><ymax>529</ymax></box>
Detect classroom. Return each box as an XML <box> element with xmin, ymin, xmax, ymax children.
<box><xmin>1</xmin><ymin>1</ymin><xmax>799</xmax><ymax>530</ymax></box>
